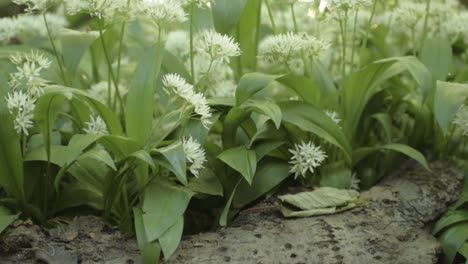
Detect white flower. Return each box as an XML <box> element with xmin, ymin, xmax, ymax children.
<box><xmin>5</xmin><ymin>91</ymin><xmax>36</xmax><ymax>135</ymax></box>
<box><xmin>165</xmin><ymin>30</ymin><xmax>190</xmax><ymax>59</ymax></box>
<box><xmin>182</xmin><ymin>137</ymin><xmax>207</xmax><ymax>177</ymax></box>
<box><xmin>64</xmin><ymin>0</ymin><xmax>128</xmax><ymax>20</ymax></box>
<box><xmin>163</xmin><ymin>74</ymin><xmax>213</xmax><ymax>128</ymax></box>
<box><xmin>349</xmin><ymin>173</ymin><xmax>360</xmax><ymax>191</ymax></box>
<box><xmin>453</xmin><ymin>104</ymin><xmax>468</xmax><ymax>136</ymax></box>
<box><xmin>325</xmin><ymin>110</ymin><xmax>341</xmax><ymax>124</ymax></box>
<box><xmin>9</xmin><ymin>50</ymin><xmax>51</xmax><ymax>98</ymax></box>
<box><xmin>259</xmin><ymin>32</ymin><xmax>304</xmax><ymax>64</ymax></box>
<box><xmin>183</xmin><ymin>0</ymin><xmax>213</xmax><ymax>8</ymax></box>
<box><xmin>137</xmin><ymin>0</ymin><xmax>186</xmax><ymax>27</ymax></box>
<box><xmin>83</xmin><ymin>115</ymin><xmax>108</xmax><ymax>135</ymax></box>
<box><xmin>13</xmin><ymin>0</ymin><xmax>57</xmax><ymax>13</ymax></box>
<box><xmin>300</xmin><ymin>33</ymin><xmax>330</xmax><ymax>58</ymax></box>
<box><xmin>289</xmin><ymin>141</ymin><xmax>327</xmax><ymax>179</ymax></box>
<box><xmin>15</xmin><ymin>13</ymin><xmax>67</xmax><ymax>39</ymax></box>
<box><xmin>0</xmin><ymin>18</ymin><xmax>16</xmax><ymax>44</ymax></box>
<box><xmin>195</xmin><ymin>30</ymin><xmax>241</xmax><ymax>64</ymax></box>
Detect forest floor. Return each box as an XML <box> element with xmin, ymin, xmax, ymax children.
<box><xmin>0</xmin><ymin>161</ymin><xmax>462</xmax><ymax>264</ymax></box>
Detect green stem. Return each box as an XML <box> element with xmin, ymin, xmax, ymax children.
<box><xmin>361</xmin><ymin>0</ymin><xmax>377</xmax><ymax>51</ymax></box>
<box><xmin>290</xmin><ymin>4</ymin><xmax>310</xmax><ymax>76</ymax></box>
<box><xmin>189</xmin><ymin>2</ymin><xmax>196</xmax><ymax>83</ymax></box>
<box><xmin>97</xmin><ymin>18</ymin><xmax>124</xmax><ymax>114</ymax></box>
<box><xmin>265</xmin><ymin>0</ymin><xmax>277</xmax><ymax>34</ymax></box>
<box><xmin>116</xmin><ymin>21</ymin><xmax>127</xmax><ymax>85</ymax></box>
<box><xmin>421</xmin><ymin>0</ymin><xmax>431</xmax><ymax>49</ymax></box>
<box><xmin>43</xmin><ymin>13</ymin><xmax>68</xmax><ymax>86</ymax></box>
<box><xmin>350</xmin><ymin>10</ymin><xmax>359</xmax><ymax>72</ymax></box>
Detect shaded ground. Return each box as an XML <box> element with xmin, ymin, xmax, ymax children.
<box><xmin>0</xmin><ymin>161</ymin><xmax>463</xmax><ymax>264</ymax></box>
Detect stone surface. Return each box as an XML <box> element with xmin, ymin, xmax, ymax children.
<box><xmin>169</xmin><ymin>161</ymin><xmax>463</xmax><ymax>264</ymax></box>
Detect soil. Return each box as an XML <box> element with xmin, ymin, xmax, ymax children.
<box><xmin>0</xmin><ymin>161</ymin><xmax>463</xmax><ymax>264</ymax></box>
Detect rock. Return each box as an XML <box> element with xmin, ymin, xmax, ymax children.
<box><xmin>168</xmin><ymin>161</ymin><xmax>463</xmax><ymax>264</ymax></box>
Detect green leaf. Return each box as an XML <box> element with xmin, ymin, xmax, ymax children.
<box><xmin>236</xmin><ymin>0</ymin><xmax>262</xmax><ymax>71</ymax></box>
<box><xmin>131</xmin><ymin>150</ymin><xmax>156</xmax><ymax>169</ymax></box>
<box><xmin>433</xmin><ymin>210</ymin><xmax>468</xmax><ymax>236</ymax></box>
<box><xmin>320</xmin><ymin>162</ymin><xmax>353</xmax><ymax>189</ymax></box>
<box><xmin>0</xmin><ymin>206</ymin><xmax>19</xmax><ymax>234</ymax></box>
<box><xmin>279</xmin><ymin>187</ymin><xmax>360</xmax><ymax>210</ymax></box>
<box><xmin>236</xmin><ymin>72</ymin><xmax>280</xmax><ymax>105</ymax></box>
<box><xmin>77</xmin><ymin>148</ymin><xmax>116</xmax><ymax>171</ymax></box>
<box><xmin>157</xmin><ymin>142</ymin><xmax>187</xmax><ymax>186</ymax></box>
<box><xmin>159</xmin><ymin>217</ymin><xmax>184</xmax><ymax>260</ymax></box>
<box><xmin>142</xmin><ymin>177</ymin><xmax>193</xmax><ymax>242</ymax></box>
<box><xmin>212</xmin><ymin>0</ymin><xmax>247</xmax><ymax>34</ymax></box>
<box><xmin>60</xmin><ymin>29</ymin><xmax>99</xmax><ymax>81</ymax></box>
<box><xmin>352</xmin><ymin>144</ymin><xmax>429</xmax><ymax>170</ymax></box>
<box><xmin>276</xmin><ymin>73</ymin><xmax>321</xmax><ymax>106</ymax></box>
<box><xmin>435</xmin><ymin>81</ymin><xmax>468</xmax><ymax>134</ymax></box>
<box><xmin>34</xmin><ymin>93</ymin><xmax>66</xmax><ymax>161</ymax></box>
<box><xmin>0</xmin><ymin>86</ymin><xmax>25</xmax><ymax>201</ymax></box>
<box><xmin>219</xmin><ymin>179</ymin><xmax>242</xmax><ymax>226</ymax></box>
<box><xmin>188</xmin><ymin>169</ymin><xmax>223</xmax><ymax>196</ymax></box>
<box><xmin>280</xmin><ymin>101</ymin><xmax>352</xmax><ymax>164</ymax></box>
<box><xmin>218</xmin><ymin>146</ymin><xmax>257</xmax><ymax>185</ymax></box>
<box><xmin>372</xmin><ymin>113</ymin><xmax>393</xmax><ymax>143</ymax></box>
<box><xmin>126</xmin><ymin>42</ymin><xmax>164</xmax><ymax>143</ymax></box>
<box><xmin>98</xmin><ymin>135</ymin><xmax>142</xmax><ymax>160</ymax></box>
<box><xmin>437</xmin><ymin>222</ymin><xmax>468</xmax><ymax>264</ymax></box>
<box><xmin>134</xmin><ymin>208</ymin><xmax>161</xmax><ymax>264</ymax></box>
<box><xmin>233</xmin><ymin>161</ymin><xmax>289</xmax><ymax>208</ymax></box>
<box><xmin>420</xmin><ymin>37</ymin><xmax>452</xmax><ymax>81</ymax></box>
<box><xmin>241</xmin><ymin>100</ymin><xmax>282</xmax><ymax>129</ymax></box>
<box><xmin>253</xmin><ymin>141</ymin><xmax>284</xmax><ymax>161</ymax></box>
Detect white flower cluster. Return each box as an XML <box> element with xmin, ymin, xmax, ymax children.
<box><xmin>13</xmin><ymin>0</ymin><xmax>58</xmax><ymax>13</ymax></box>
<box><xmin>259</xmin><ymin>32</ymin><xmax>329</xmax><ymax>70</ymax></box>
<box><xmin>137</xmin><ymin>0</ymin><xmax>186</xmax><ymax>28</ymax></box>
<box><xmin>453</xmin><ymin>104</ymin><xmax>468</xmax><ymax>136</ymax></box>
<box><xmin>64</xmin><ymin>0</ymin><xmax>129</xmax><ymax>20</ymax></box>
<box><xmin>165</xmin><ymin>30</ymin><xmax>238</xmax><ymax>97</ymax></box>
<box><xmin>163</xmin><ymin>74</ymin><xmax>212</xmax><ymax>128</ymax></box>
<box><xmin>9</xmin><ymin>50</ymin><xmax>52</xmax><ymax>98</ymax></box>
<box><xmin>5</xmin><ymin>91</ymin><xmax>36</xmax><ymax>135</ymax></box>
<box><xmin>83</xmin><ymin>115</ymin><xmax>108</xmax><ymax>135</ymax></box>
<box><xmin>288</xmin><ymin>141</ymin><xmax>327</xmax><ymax>179</ymax></box>
<box><xmin>323</xmin><ymin>0</ymin><xmax>372</xmax><ymax>21</ymax></box>
<box><xmin>195</xmin><ymin>30</ymin><xmax>241</xmax><ymax>64</ymax></box>
<box><xmin>0</xmin><ymin>14</ymin><xmax>67</xmax><ymax>45</ymax></box>
<box><xmin>182</xmin><ymin>136</ymin><xmax>207</xmax><ymax>177</ymax></box>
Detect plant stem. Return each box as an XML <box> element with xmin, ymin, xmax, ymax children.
<box><xmin>43</xmin><ymin>13</ymin><xmax>68</xmax><ymax>86</ymax></box>
<box><xmin>97</xmin><ymin>19</ymin><xmax>124</xmax><ymax>114</ymax></box>
<box><xmin>350</xmin><ymin>10</ymin><xmax>359</xmax><ymax>73</ymax></box>
<box><xmin>361</xmin><ymin>0</ymin><xmax>377</xmax><ymax>51</ymax></box>
<box><xmin>290</xmin><ymin>3</ymin><xmax>310</xmax><ymax>76</ymax></box>
<box><xmin>421</xmin><ymin>0</ymin><xmax>431</xmax><ymax>49</ymax></box>
<box><xmin>189</xmin><ymin>2</ymin><xmax>196</xmax><ymax>83</ymax></box>
<box><xmin>265</xmin><ymin>0</ymin><xmax>277</xmax><ymax>34</ymax></box>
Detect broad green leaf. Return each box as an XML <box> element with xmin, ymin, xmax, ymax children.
<box><xmin>67</xmin><ymin>158</ymin><xmax>107</xmax><ymax>193</ymax></box>
<box><xmin>372</xmin><ymin>113</ymin><xmax>393</xmax><ymax>143</ymax></box>
<box><xmin>236</xmin><ymin>73</ymin><xmax>280</xmax><ymax>105</ymax></box>
<box><xmin>157</xmin><ymin>142</ymin><xmax>187</xmax><ymax>186</ymax></box>
<box><xmin>162</xmin><ymin>48</ymin><xmax>191</xmax><ymax>81</ymax></box>
<box><xmin>352</xmin><ymin>144</ymin><xmax>429</xmax><ymax>170</ymax></box>
<box><xmin>212</xmin><ymin>0</ymin><xmax>247</xmax><ymax>34</ymax></box>
<box><xmin>437</xmin><ymin>222</ymin><xmax>468</xmax><ymax>264</ymax></box>
<box><xmin>420</xmin><ymin>37</ymin><xmax>452</xmax><ymax>81</ymax></box>
<box><xmin>435</xmin><ymin>81</ymin><xmax>468</xmax><ymax>134</ymax></box>
<box><xmin>60</xmin><ymin>29</ymin><xmax>99</xmax><ymax>81</ymax></box>
<box><xmin>77</xmin><ymin>148</ymin><xmax>116</xmax><ymax>171</ymax></box>
<box><xmin>253</xmin><ymin>141</ymin><xmax>284</xmax><ymax>161</ymax></box>
<box><xmin>433</xmin><ymin>210</ymin><xmax>468</xmax><ymax>236</ymax></box>
<box><xmin>188</xmin><ymin>169</ymin><xmax>223</xmax><ymax>196</ymax></box>
<box><xmin>55</xmin><ymin>183</ymin><xmax>102</xmax><ymax>212</ymax></box>
<box><xmin>126</xmin><ymin>42</ymin><xmax>164</xmax><ymax>143</ymax></box>
<box><xmin>320</xmin><ymin>162</ymin><xmax>353</xmax><ymax>189</ymax></box>
<box><xmin>0</xmin><ymin>85</ymin><xmax>25</xmax><ymax>200</ymax></box>
<box><xmin>236</xmin><ymin>0</ymin><xmax>262</xmax><ymax>71</ymax></box>
<box><xmin>98</xmin><ymin>135</ymin><xmax>142</xmax><ymax>160</ymax></box>
<box><xmin>159</xmin><ymin>217</ymin><xmax>184</xmax><ymax>260</ymax></box>
<box><xmin>134</xmin><ymin>208</ymin><xmax>161</xmax><ymax>264</ymax></box>
<box><xmin>142</xmin><ymin>177</ymin><xmax>193</xmax><ymax>242</ymax></box>
<box><xmin>24</xmin><ymin>145</ymin><xmax>71</xmax><ymax>167</ymax></box>
<box><xmin>0</xmin><ymin>206</ymin><xmax>19</xmax><ymax>234</ymax></box>
<box><xmin>219</xmin><ymin>179</ymin><xmax>241</xmax><ymax>226</ymax></box>
<box><xmin>279</xmin><ymin>187</ymin><xmax>359</xmax><ymax>210</ymax></box>
<box><xmin>241</xmin><ymin>100</ymin><xmax>282</xmax><ymax>129</ymax></box>
<box><xmin>233</xmin><ymin>161</ymin><xmax>289</xmax><ymax>208</ymax></box>
<box><xmin>280</xmin><ymin>101</ymin><xmax>352</xmax><ymax>164</ymax></box>
<box><xmin>276</xmin><ymin>74</ymin><xmax>321</xmax><ymax>106</ymax></box>
<box><xmin>131</xmin><ymin>150</ymin><xmax>156</xmax><ymax>169</ymax></box>
<box><xmin>218</xmin><ymin>146</ymin><xmax>257</xmax><ymax>185</ymax></box>
<box><xmin>82</xmin><ymin>96</ymin><xmax>123</xmax><ymax>135</ymax></box>
<box><xmin>34</xmin><ymin>93</ymin><xmax>66</xmax><ymax>161</ymax></box>
<box><xmin>280</xmin><ymin>201</ymin><xmax>361</xmax><ymax>218</ymax></box>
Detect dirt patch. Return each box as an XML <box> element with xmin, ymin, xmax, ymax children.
<box><xmin>0</xmin><ymin>216</ymin><xmax>140</xmax><ymax>264</ymax></box>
